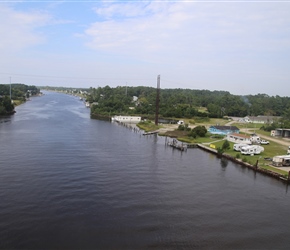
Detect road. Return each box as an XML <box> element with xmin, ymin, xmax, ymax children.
<box><xmin>240</xmin><ymin>128</ymin><xmax>290</xmax><ymax>147</ymax></box>
<box><xmin>225</xmin><ymin>120</ymin><xmax>290</xmax><ymax>148</ymax></box>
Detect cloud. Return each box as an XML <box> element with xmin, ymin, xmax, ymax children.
<box><xmin>83</xmin><ymin>1</ymin><xmax>290</xmax><ymax>65</ymax></box>
<box><xmin>85</xmin><ymin>2</ymin><xmax>195</xmax><ymax>61</ymax></box>
<box><xmin>0</xmin><ymin>1</ymin><xmax>289</xmax><ymax>96</ymax></box>
<box><xmin>0</xmin><ymin>4</ymin><xmax>51</xmax><ymax>51</ymax></box>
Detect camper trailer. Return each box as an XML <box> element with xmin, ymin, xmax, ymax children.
<box><xmin>240</xmin><ymin>145</ymin><xmax>264</xmax><ymax>155</ymax></box>
<box><xmin>250</xmin><ymin>134</ymin><xmax>261</xmax><ymax>144</ymax></box>
<box><xmin>272</xmin><ymin>155</ymin><xmax>290</xmax><ymax>167</ymax></box>
<box><xmin>233</xmin><ymin>143</ymin><xmax>249</xmax><ymax>151</ymax></box>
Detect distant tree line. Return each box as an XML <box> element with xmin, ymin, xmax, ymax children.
<box><xmin>0</xmin><ymin>84</ymin><xmax>40</xmax><ymax>115</ymax></box>
<box><xmin>87</xmin><ymin>85</ymin><xmax>290</xmax><ymax>121</ymax></box>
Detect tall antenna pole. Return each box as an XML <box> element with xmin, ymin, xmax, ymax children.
<box><xmin>10</xmin><ymin>76</ymin><xmax>11</xmax><ymax>100</ymax></box>
<box><xmin>155</xmin><ymin>75</ymin><xmax>160</xmax><ymax>126</ymax></box>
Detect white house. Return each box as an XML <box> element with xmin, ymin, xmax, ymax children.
<box><xmin>227</xmin><ymin>133</ymin><xmax>252</xmax><ymax>144</ymax></box>
<box><xmin>111</xmin><ymin>115</ymin><xmax>141</xmax><ymax>123</ymax></box>
<box><xmin>243</xmin><ymin>115</ymin><xmax>280</xmax><ymax>124</ymax></box>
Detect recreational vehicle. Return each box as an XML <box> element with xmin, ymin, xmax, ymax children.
<box><xmin>250</xmin><ymin>134</ymin><xmax>261</xmax><ymax>144</ymax></box>
<box><xmin>233</xmin><ymin>143</ymin><xmax>249</xmax><ymax>151</ymax></box>
<box><xmin>240</xmin><ymin>145</ymin><xmax>264</xmax><ymax>155</ymax></box>
<box><xmin>272</xmin><ymin>155</ymin><xmax>290</xmax><ymax>167</ymax></box>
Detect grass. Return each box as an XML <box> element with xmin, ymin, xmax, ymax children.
<box><xmin>197</xmin><ymin>107</ymin><xmax>209</xmax><ymax>113</ymax></box>
<box><xmin>13</xmin><ymin>100</ymin><xmax>25</xmax><ymax>106</ymax></box>
<box><xmin>231</xmin><ymin>122</ymin><xmax>264</xmax><ymax>129</ymax></box>
<box><xmin>262</xmin><ymin>165</ymin><xmax>288</xmax><ymax>177</ymax></box>
<box><xmin>139</xmin><ymin>118</ymin><xmax>289</xmax><ymax>177</ymax></box>
<box><xmin>137</xmin><ymin>121</ymin><xmax>161</xmax><ymax>132</ymax></box>
<box><xmin>208</xmin><ymin>139</ymin><xmax>289</xmax><ymax>176</ymax></box>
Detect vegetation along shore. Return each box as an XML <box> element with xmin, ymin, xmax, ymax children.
<box><xmin>25</xmin><ymin>86</ymin><xmax>290</xmax><ymax>182</ymax></box>
<box><xmin>0</xmin><ymin>84</ymin><xmax>41</xmax><ymax>115</ymax></box>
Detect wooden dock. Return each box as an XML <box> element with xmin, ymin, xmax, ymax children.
<box><xmin>143</xmin><ymin>131</ymin><xmax>158</xmax><ymax>136</ymax></box>
<box><xmin>167</xmin><ymin>139</ymin><xmax>187</xmax><ymax>151</ymax></box>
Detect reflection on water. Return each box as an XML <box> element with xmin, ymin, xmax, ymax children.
<box><xmin>220</xmin><ymin>157</ymin><xmax>229</xmax><ymax>168</ymax></box>
<box><xmin>0</xmin><ymin>91</ymin><xmax>290</xmax><ymax>249</ymax></box>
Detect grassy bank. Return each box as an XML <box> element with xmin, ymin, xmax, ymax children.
<box><xmin>137</xmin><ymin>120</ymin><xmax>161</xmax><ymax>132</ymax></box>
<box><xmin>205</xmin><ymin>139</ymin><xmax>288</xmax><ymax>177</ymax></box>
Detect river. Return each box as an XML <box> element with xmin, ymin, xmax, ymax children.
<box><xmin>0</xmin><ymin>91</ymin><xmax>290</xmax><ymax>249</ymax></box>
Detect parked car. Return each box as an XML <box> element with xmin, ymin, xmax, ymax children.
<box><xmin>260</xmin><ymin>140</ymin><xmax>269</xmax><ymax>145</ymax></box>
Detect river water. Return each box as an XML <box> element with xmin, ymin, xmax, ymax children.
<box><xmin>0</xmin><ymin>91</ymin><xmax>290</xmax><ymax>249</ymax></box>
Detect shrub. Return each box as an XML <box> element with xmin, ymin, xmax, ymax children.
<box><xmin>185</xmin><ymin>124</ymin><xmax>191</xmax><ymax>131</ymax></box>
<box><xmin>192</xmin><ymin>125</ymin><xmax>207</xmax><ymax>137</ymax></box>
<box><xmin>222</xmin><ymin>140</ymin><xmax>230</xmax><ymax>151</ymax></box>
<box><xmin>242</xmin><ymin>157</ymin><xmax>247</xmax><ymax>162</ymax></box>
<box><xmin>177</xmin><ymin>125</ymin><xmax>185</xmax><ymax>131</ymax></box>
<box><xmin>236</xmin><ymin>153</ymin><xmax>241</xmax><ymax>159</ymax></box>
<box><xmin>189</xmin><ymin>131</ymin><xmax>197</xmax><ymax>138</ymax></box>
<box><xmin>217</xmin><ymin>147</ymin><xmax>224</xmax><ymax>155</ymax></box>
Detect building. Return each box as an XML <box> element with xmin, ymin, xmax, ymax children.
<box><xmin>243</xmin><ymin>115</ymin><xmax>280</xmax><ymax>124</ymax></box>
<box><xmin>272</xmin><ymin>155</ymin><xmax>290</xmax><ymax>167</ymax></box>
<box><xmin>227</xmin><ymin>133</ymin><xmax>251</xmax><ymax>144</ymax></box>
<box><xmin>272</xmin><ymin>128</ymin><xmax>290</xmax><ymax>138</ymax></box>
<box><xmin>208</xmin><ymin>125</ymin><xmax>239</xmax><ymax>135</ymax></box>
<box><xmin>111</xmin><ymin>115</ymin><xmax>141</xmax><ymax>123</ymax></box>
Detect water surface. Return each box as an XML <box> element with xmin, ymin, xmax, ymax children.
<box><xmin>0</xmin><ymin>91</ymin><xmax>289</xmax><ymax>249</ymax></box>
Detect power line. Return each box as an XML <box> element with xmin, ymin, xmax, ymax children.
<box><xmin>0</xmin><ymin>72</ymin><xmax>155</xmax><ymax>82</ymax></box>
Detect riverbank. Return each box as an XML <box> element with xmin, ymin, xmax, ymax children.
<box><xmin>150</xmin><ymin>123</ymin><xmax>290</xmax><ymax>183</ymax></box>
<box><xmin>196</xmin><ymin>143</ymin><xmax>290</xmax><ymax>183</ymax></box>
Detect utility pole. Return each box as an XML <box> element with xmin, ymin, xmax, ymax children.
<box><xmin>155</xmin><ymin>75</ymin><xmax>160</xmax><ymax>126</ymax></box>
<box><xmin>10</xmin><ymin>76</ymin><xmax>12</xmax><ymax>100</ymax></box>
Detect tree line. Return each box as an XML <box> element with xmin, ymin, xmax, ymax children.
<box><xmin>87</xmin><ymin>85</ymin><xmax>290</xmax><ymax>120</ymax></box>
<box><xmin>0</xmin><ymin>84</ymin><xmax>40</xmax><ymax>115</ymax></box>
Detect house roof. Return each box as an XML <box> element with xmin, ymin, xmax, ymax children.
<box><xmin>245</xmin><ymin>116</ymin><xmax>281</xmax><ymax>122</ymax></box>
<box><xmin>229</xmin><ymin>133</ymin><xmax>250</xmax><ymax>139</ymax></box>
<box><xmin>210</xmin><ymin>126</ymin><xmax>239</xmax><ymax>131</ymax></box>
<box><xmin>276</xmin><ymin>128</ymin><xmax>290</xmax><ymax>131</ymax></box>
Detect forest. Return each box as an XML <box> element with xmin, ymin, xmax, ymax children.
<box><xmin>0</xmin><ymin>84</ymin><xmax>40</xmax><ymax>115</ymax></box>
<box><xmin>87</xmin><ymin>86</ymin><xmax>290</xmax><ymax>121</ymax></box>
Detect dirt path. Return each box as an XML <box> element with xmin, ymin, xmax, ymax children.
<box><xmin>240</xmin><ymin>128</ymin><xmax>290</xmax><ymax>147</ymax></box>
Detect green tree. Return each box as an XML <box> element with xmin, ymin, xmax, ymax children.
<box><xmin>222</xmin><ymin>140</ymin><xmax>230</xmax><ymax>151</ymax></box>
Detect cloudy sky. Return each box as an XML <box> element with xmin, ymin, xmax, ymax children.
<box><xmin>0</xmin><ymin>0</ymin><xmax>289</xmax><ymax>96</ymax></box>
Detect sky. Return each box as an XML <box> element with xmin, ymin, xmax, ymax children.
<box><xmin>0</xmin><ymin>0</ymin><xmax>290</xmax><ymax>96</ymax></box>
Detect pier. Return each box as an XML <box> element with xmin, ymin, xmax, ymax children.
<box><xmin>166</xmin><ymin>138</ymin><xmax>187</xmax><ymax>151</ymax></box>
<box><xmin>143</xmin><ymin>131</ymin><xmax>158</xmax><ymax>136</ymax></box>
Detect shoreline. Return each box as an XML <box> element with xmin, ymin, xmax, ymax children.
<box><xmin>196</xmin><ymin>143</ymin><xmax>290</xmax><ymax>183</ymax></box>
<box><xmin>154</xmin><ymin>124</ymin><xmax>290</xmax><ymax>184</ymax></box>
<box><xmin>114</xmin><ymin>120</ymin><xmax>290</xmax><ymax>183</ymax></box>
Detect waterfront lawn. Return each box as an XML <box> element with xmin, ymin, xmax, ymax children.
<box><xmin>210</xmin><ymin>140</ymin><xmax>288</xmax><ymax>176</ymax></box>
<box><xmin>13</xmin><ymin>100</ymin><xmax>25</xmax><ymax>106</ymax></box>
<box><xmin>263</xmin><ymin>165</ymin><xmax>288</xmax><ymax>177</ymax></box>
<box><xmin>178</xmin><ymin>133</ymin><xmax>225</xmax><ymax>144</ymax></box>
<box><xmin>137</xmin><ymin>120</ymin><xmax>161</xmax><ymax>132</ymax></box>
